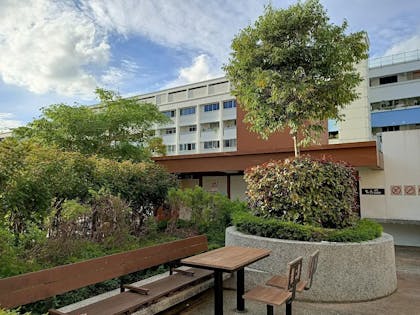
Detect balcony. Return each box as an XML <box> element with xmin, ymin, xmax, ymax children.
<box><xmin>223</xmin><ymin>127</ymin><xmax>236</xmax><ymax>139</ymax></box>
<box><xmin>201</xmin><ymin>129</ymin><xmax>219</xmax><ymax>141</ymax></box>
<box><xmin>200</xmin><ymin>110</ymin><xmax>219</xmax><ymax>123</ymax></box>
<box><xmin>179</xmin><ymin>132</ymin><xmax>196</xmax><ymax>143</ymax></box>
<box><xmin>371</xmin><ymin>107</ymin><xmax>420</xmax><ymax>127</ymax></box>
<box><xmin>159</xmin><ymin>118</ymin><xmax>176</xmax><ymax>128</ymax></box>
<box><xmin>161</xmin><ymin>133</ymin><xmax>176</xmax><ymax>144</ymax></box>
<box><xmin>179</xmin><ymin>114</ymin><xmax>196</xmax><ymax>126</ymax></box>
<box><xmin>369</xmin><ymin>79</ymin><xmax>420</xmax><ymax>103</ymax></box>
<box><xmin>222</xmin><ymin>107</ymin><xmax>236</xmax><ymax>120</ymax></box>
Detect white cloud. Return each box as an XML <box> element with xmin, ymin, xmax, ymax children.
<box><xmin>0</xmin><ymin>113</ymin><xmax>23</xmax><ymax>131</ymax></box>
<box><xmin>164</xmin><ymin>54</ymin><xmax>221</xmax><ymax>88</ymax></box>
<box><xmin>384</xmin><ymin>35</ymin><xmax>420</xmax><ymax>56</ymax></box>
<box><xmin>0</xmin><ymin>0</ymin><xmax>110</xmax><ymax>98</ymax></box>
<box><xmin>101</xmin><ymin>59</ymin><xmax>140</xmax><ymax>87</ymax></box>
<box><xmin>81</xmin><ymin>0</ymin><xmax>265</xmax><ymax>64</ymax></box>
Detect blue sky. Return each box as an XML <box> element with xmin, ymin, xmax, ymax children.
<box><xmin>1</xmin><ymin>0</ymin><xmax>420</xmax><ymax>130</ymax></box>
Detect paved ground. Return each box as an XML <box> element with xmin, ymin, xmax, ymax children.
<box><xmin>160</xmin><ymin>246</ymin><xmax>420</xmax><ymax>315</ymax></box>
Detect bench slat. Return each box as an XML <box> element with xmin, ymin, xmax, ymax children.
<box><xmin>63</xmin><ymin>268</ymin><xmax>213</xmax><ymax>315</ymax></box>
<box><xmin>0</xmin><ymin>236</ymin><xmax>207</xmax><ymax>309</ymax></box>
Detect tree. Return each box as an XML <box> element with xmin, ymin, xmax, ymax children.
<box><xmin>224</xmin><ymin>0</ymin><xmax>368</xmax><ymax>156</ymax></box>
<box><xmin>14</xmin><ymin>88</ymin><xmax>168</xmax><ymax>161</ymax></box>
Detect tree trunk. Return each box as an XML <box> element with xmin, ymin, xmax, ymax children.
<box><xmin>292</xmin><ymin>133</ymin><xmax>300</xmax><ymax>157</ymax></box>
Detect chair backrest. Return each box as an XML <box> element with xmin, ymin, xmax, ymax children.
<box><xmin>305</xmin><ymin>250</ymin><xmax>320</xmax><ymax>290</ymax></box>
<box><xmin>286</xmin><ymin>256</ymin><xmax>303</xmax><ymax>300</ymax></box>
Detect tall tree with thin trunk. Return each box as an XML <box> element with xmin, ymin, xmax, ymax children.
<box><xmin>224</xmin><ymin>0</ymin><xmax>368</xmax><ymax>156</ymax></box>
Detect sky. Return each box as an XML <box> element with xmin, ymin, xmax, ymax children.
<box><xmin>1</xmin><ymin>0</ymin><xmax>420</xmax><ymax>131</ymax></box>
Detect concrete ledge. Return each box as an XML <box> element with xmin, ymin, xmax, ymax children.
<box><xmin>59</xmin><ymin>268</ymin><xmax>228</xmax><ymax>315</ymax></box>
<box><xmin>225</xmin><ymin>226</ymin><xmax>397</xmax><ymax>302</ymax></box>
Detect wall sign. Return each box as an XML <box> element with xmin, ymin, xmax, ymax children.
<box><xmin>404</xmin><ymin>185</ymin><xmax>416</xmax><ymax>196</ymax></box>
<box><xmin>361</xmin><ymin>188</ymin><xmax>385</xmax><ymax>195</ymax></box>
<box><xmin>390</xmin><ymin>185</ymin><xmax>402</xmax><ymax>195</ymax></box>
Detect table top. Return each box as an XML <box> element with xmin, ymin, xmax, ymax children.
<box><xmin>181</xmin><ymin>246</ymin><xmax>271</xmax><ymax>272</ymax></box>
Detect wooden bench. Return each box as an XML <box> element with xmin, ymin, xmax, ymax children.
<box><xmin>0</xmin><ymin>235</ymin><xmax>212</xmax><ymax>315</ymax></box>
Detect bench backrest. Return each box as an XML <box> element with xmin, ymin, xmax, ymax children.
<box><xmin>0</xmin><ymin>235</ymin><xmax>208</xmax><ymax>309</ymax></box>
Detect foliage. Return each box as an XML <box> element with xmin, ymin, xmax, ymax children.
<box><xmin>0</xmin><ymin>138</ymin><xmax>177</xmax><ymax>236</ymax></box>
<box><xmin>224</xmin><ymin>0</ymin><xmax>369</xmax><ymax>155</ymax></box>
<box><xmin>0</xmin><ymin>226</ymin><xmax>33</xmax><ymax>277</ymax></box>
<box><xmin>0</xmin><ymin>138</ymin><xmax>94</xmax><ymax>235</ymax></box>
<box><xmin>245</xmin><ymin>156</ymin><xmax>359</xmax><ymax>228</ymax></box>
<box><xmin>47</xmin><ymin>194</ymin><xmax>133</xmax><ymax>247</ymax></box>
<box><xmin>91</xmin><ymin>158</ymin><xmax>177</xmax><ymax>225</ymax></box>
<box><xmin>13</xmin><ymin>88</ymin><xmax>169</xmax><ymax>162</ymax></box>
<box><xmin>233</xmin><ymin>210</ymin><xmax>382</xmax><ymax>242</ymax></box>
<box><xmin>0</xmin><ymin>309</ymin><xmax>31</xmax><ymax>315</ymax></box>
<box><xmin>167</xmin><ymin>187</ymin><xmax>247</xmax><ymax>248</ymax></box>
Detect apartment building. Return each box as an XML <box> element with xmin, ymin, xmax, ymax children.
<box><xmin>145</xmin><ymin>60</ymin><xmax>377</xmax><ymax>199</ymax></box>
<box><xmin>136</xmin><ymin>78</ymin><xmax>237</xmax><ymax>156</ymax></box>
<box><xmin>138</xmin><ymin>54</ymin><xmax>420</xmax><ymax>246</ymax></box>
<box><xmin>368</xmin><ymin>49</ymin><xmax>420</xmax><ymax>135</ymax></box>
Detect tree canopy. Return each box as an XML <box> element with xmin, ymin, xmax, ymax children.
<box><xmin>224</xmin><ymin>0</ymin><xmax>368</xmax><ymax>156</ymax></box>
<box><xmin>14</xmin><ymin>88</ymin><xmax>168</xmax><ymax>161</ymax></box>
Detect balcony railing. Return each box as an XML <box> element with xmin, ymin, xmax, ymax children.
<box><xmin>369</xmin><ymin>49</ymin><xmax>420</xmax><ymax>68</ymax></box>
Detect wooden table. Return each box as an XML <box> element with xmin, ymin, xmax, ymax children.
<box><xmin>181</xmin><ymin>246</ymin><xmax>271</xmax><ymax>315</ymax></box>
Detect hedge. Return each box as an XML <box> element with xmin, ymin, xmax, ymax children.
<box><xmin>232</xmin><ymin>210</ymin><xmax>382</xmax><ymax>242</ymax></box>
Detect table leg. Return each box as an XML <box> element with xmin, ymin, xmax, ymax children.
<box><xmin>214</xmin><ymin>270</ymin><xmax>224</xmax><ymax>315</ymax></box>
<box><xmin>236</xmin><ymin>268</ymin><xmax>245</xmax><ymax>312</ymax></box>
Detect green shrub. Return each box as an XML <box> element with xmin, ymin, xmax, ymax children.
<box><xmin>167</xmin><ymin>187</ymin><xmax>247</xmax><ymax>247</ymax></box>
<box><xmin>92</xmin><ymin>157</ymin><xmax>178</xmax><ymax>228</ymax></box>
<box><xmin>245</xmin><ymin>156</ymin><xmax>359</xmax><ymax>228</ymax></box>
<box><xmin>0</xmin><ymin>139</ymin><xmax>177</xmax><ymax>237</ymax></box>
<box><xmin>233</xmin><ymin>210</ymin><xmax>382</xmax><ymax>242</ymax></box>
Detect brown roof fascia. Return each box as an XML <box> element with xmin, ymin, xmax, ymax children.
<box><xmin>153</xmin><ymin>141</ymin><xmax>379</xmax><ymax>173</ymax></box>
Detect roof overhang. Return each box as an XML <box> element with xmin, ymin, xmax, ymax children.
<box><xmin>153</xmin><ymin>141</ymin><xmax>380</xmax><ymax>173</ymax></box>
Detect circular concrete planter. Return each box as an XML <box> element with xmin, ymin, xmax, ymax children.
<box><xmin>225</xmin><ymin>226</ymin><xmax>397</xmax><ymax>302</ymax></box>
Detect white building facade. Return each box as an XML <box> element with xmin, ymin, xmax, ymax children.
<box><xmin>136</xmin><ymin>78</ymin><xmax>237</xmax><ymax>156</ymax></box>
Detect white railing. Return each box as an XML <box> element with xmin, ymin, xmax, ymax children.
<box><xmin>369</xmin><ymin>49</ymin><xmax>420</xmax><ymax>68</ymax></box>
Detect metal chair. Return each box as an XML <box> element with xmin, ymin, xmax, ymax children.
<box><xmin>266</xmin><ymin>250</ymin><xmax>320</xmax><ymax>292</ymax></box>
<box><xmin>243</xmin><ymin>256</ymin><xmax>303</xmax><ymax>315</ymax></box>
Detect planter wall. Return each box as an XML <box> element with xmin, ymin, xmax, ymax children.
<box><xmin>225</xmin><ymin>226</ymin><xmax>397</xmax><ymax>302</ymax></box>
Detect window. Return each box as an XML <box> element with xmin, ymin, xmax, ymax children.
<box><xmin>164</xmin><ymin>128</ymin><xmax>176</xmax><ymax>135</ymax></box>
<box><xmin>179</xmin><ymin>143</ymin><xmax>196</xmax><ymax>151</ymax></box>
<box><xmin>162</xmin><ymin>110</ymin><xmax>175</xmax><ymax>118</ymax></box>
<box><xmin>166</xmin><ymin>145</ymin><xmax>176</xmax><ymax>153</ymax></box>
<box><xmin>328</xmin><ymin>131</ymin><xmax>339</xmax><ymax>139</ymax></box>
<box><xmin>180</xmin><ymin>125</ymin><xmax>196</xmax><ymax>134</ymax></box>
<box><xmin>412</xmin><ymin>70</ymin><xmax>420</xmax><ymax>80</ymax></box>
<box><xmin>223</xmin><ymin>139</ymin><xmax>237</xmax><ymax>147</ymax></box>
<box><xmin>202</xmin><ymin>122</ymin><xmax>219</xmax><ymax>132</ymax></box>
<box><xmin>224</xmin><ymin>120</ymin><xmax>236</xmax><ymax>129</ymax></box>
<box><xmin>379</xmin><ymin>75</ymin><xmax>397</xmax><ymax>85</ymax></box>
<box><xmin>180</xmin><ymin>107</ymin><xmax>196</xmax><ymax>116</ymax></box>
<box><xmin>381</xmin><ymin>126</ymin><xmax>400</xmax><ymax>132</ymax></box>
<box><xmin>203</xmin><ymin>141</ymin><xmax>220</xmax><ymax>149</ymax></box>
<box><xmin>203</xmin><ymin>103</ymin><xmax>219</xmax><ymax>112</ymax></box>
<box><xmin>223</xmin><ymin>100</ymin><xmax>236</xmax><ymax>109</ymax></box>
